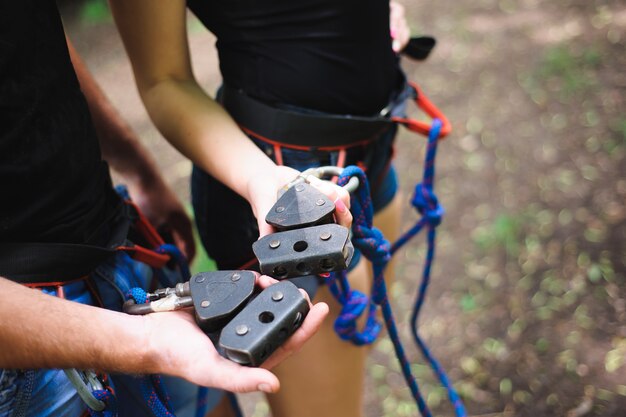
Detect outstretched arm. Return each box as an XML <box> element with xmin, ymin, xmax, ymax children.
<box><xmin>0</xmin><ymin>276</ymin><xmax>328</xmax><ymax>393</ymax></box>
<box><xmin>108</xmin><ymin>0</ymin><xmax>351</xmax><ymax>236</ymax></box>
<box><xmin>66</xmin><ymin>36</ymin><xmax>196</xmax><ymax>260</ymax></box>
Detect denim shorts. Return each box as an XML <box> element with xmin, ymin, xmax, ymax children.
<box><xmin>0</xmin><ymin>253</ymin><xmax>223</xmax><ymax>417</ymax></box>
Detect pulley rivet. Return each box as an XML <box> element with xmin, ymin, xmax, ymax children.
<box><xmin>201</xmin><ymin>300</ymin><xmax>210</xmax><ymax>308</ymax></box>
<box><xmin>295</xmin><ymin>184</ymin><xmax>305</xmax><ymax>192</ymax></box>
<box><xmin>272</xmin><ymin>291</ymin><xmax>284</xmax><ymax>301</ymax></box>
<box><xmin>316</xmin><ymin>199</ymin><xmax>325</xmax><ymax>206</ymax></box>
<box><xmin>231</xmin><ymin>273</ymin><xmax>241</xmax><ymax>281</ymax></box>
<box><xmin>195</xmin><ymin>275</ymin><xmax>205</xmax><ymax>283</ymax></box>
<box><xmin>276</xmin><ymin>206</ymin><xmax>285</xmax><ymax>213</ymax></box>
<box><xmin>320</xmin><ymin>232</ymin><xmax>332</xmax><ymax>241</ymax></box>
<box><xmin>236</xmin><ymin>325</ymin><xmax>249</xmax><ymax>336</ymax></box>
<box><xmin>269</xmin><ymin>240</ymin><xmax>281</xmax><ymax>249</ymax></box>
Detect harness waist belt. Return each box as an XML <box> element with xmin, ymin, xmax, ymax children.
<box><xmin>221</xmin><ymin>84</ymin><xmax>395</xmax><ymax>148</ymax></box>
<box><xmin>0</xmin><ymin>199</ymin><xmax>170</xmax><ymax>284</ymax></box>
<box><xmin>0</xmin><ymin>242</ymin><xmax>117</xmax><ymax>284</ymax></box>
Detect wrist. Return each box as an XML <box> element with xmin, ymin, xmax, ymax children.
<box><xmin>135</xmin><ymin>314</ymin><xmax>178</xmax><ymax>377</ymax></box>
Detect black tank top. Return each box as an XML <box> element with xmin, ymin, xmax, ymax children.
<box><xmin>187</xmin><ymin>0</ymin><xmax>402</xmax><ymax>115</ymax></box>
<box><xmin>0</xmin><ymin>0</ymin><xmax>120</xmax><ymax>245</ymax></box>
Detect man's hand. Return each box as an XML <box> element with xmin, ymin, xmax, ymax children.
<box><xmin>126</xmin><ymin>177</ymin><xmax>196</xmax><ymax>261</ymax></box>
<box><xmin>246</xmin><ymin>166</ymin><xmax>353</xmax><ymax>238</ymax></box>
<box><xmin>144</xmin><ymin>275</ymin><xmax>329</xmax><ymax>393</ymax></box>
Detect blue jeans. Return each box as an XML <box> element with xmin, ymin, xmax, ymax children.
<box><xmin>0</xmin><ymin>253</ymin><xmax>223</xmax><ymax>417</ymax></box>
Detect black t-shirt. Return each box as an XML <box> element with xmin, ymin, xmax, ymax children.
<box><xmin>0</xmin><ymin>0</ymin><xmax>120</xmax><ymax>245</ymax></box>
<box><xmin>187</xmin><ymin>0</ymin><xmax>403</xmax><ymax>115</ymax></box>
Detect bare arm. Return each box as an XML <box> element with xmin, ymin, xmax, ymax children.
<box><xmin>66</xmin><ymin>37</ymin><xmax>195</xmax><ymax>259</ymax></box>
<box><xmin>0</xmin><ymin>276</ymin><xmax>328</xmax><ymax>392</ymax></box>
<box><xmin>0</xmin><ymin>276</ymin><xmax>151</xmax><ymax>373</ymax></box>
<box><xmin>108</xmin><ymin>0</ymin><xmax>351</xmax><ymax>235</ymax></box>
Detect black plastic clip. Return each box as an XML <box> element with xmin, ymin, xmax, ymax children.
<box><xmin>219</xmin><ymin>280</ymin><xmax>309</xmax><ymax>366</ymax></box>
<box><xmin>189</xmin><ymin>270</ymin><xmax>256</xmax><ymax>333</ymax></box>
<box><xmin>253</xmin><ymin>223</ymin><xmax>354</xmax><ymax>279</ymax></box>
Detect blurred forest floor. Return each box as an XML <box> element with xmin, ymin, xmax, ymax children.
<box><xmin>63</xmin><ymin>0</ymin><xmax>625</xmax><ymax>416</ymax></box>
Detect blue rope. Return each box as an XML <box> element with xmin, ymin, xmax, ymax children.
<box><xmin>156</xmin><ymin>243</ymin><xmax>191</xmax><ymax>281</ymax></box>
<box><xmin>335</xmin><ymin>166</ymin><xmax>431</xmax><ymax>416</ymax></box>
<box><xmin>330</xmin><ymin>118</ymin><xmax>466</xmax><ymax>416</ymax></box>
<box><xmin>195</xmin><ymin>387</ymin><xmax>209</xmax><ymax>417</ymax></box>
<box><xmin>87</xmin><ymin>388</ymin><xmax>118</xmax><ymax>417</ymax></box>
<box><xmin>154</xmin><ymin>243</ymin><xmax>191</xmax><ymax>289</ymax></box>
<box><xmin>227</xmin><ymin>392</ymin><xmax>245</xmax><ymax>417</ymax></box>
<box><xmin>390</xmin><ymin>120</ymin><xmax>466</xmax><ymax>417</ymax></box>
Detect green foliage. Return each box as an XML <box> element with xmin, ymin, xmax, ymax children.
<box><xmin>472</xmin><ymin>214</ymin><xmax>522</xmax><ymax>256</ymax></box>
<box><xmin>519</xmin><ymin>44</ymin><xmax>603</xmax><ymax>104</ymax></box>
<box><xmin>80</xmin><ymin>0</ymin><xmax>111</xmax><ymax>24</ymax></box>
<box><xmin>612</xmin><ymin>117</ymin><xmax>626</xmax><ymax>142</ymax></box>
<box><xmin>460</xmin><ymin>293</ymin><xmax>477</xmax><ymax>312</ymax></box>
<box><xmin>537</xmin><ymin>45</ymin><xmax>601</xmax><ymax>97</ymax></box>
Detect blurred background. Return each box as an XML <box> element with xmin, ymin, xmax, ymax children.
<box><xmin>61</xmin><ymin>0</ymin><xmax>625</xmax><ymax>415</ymax></box>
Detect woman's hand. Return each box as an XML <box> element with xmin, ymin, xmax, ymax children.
<box><xmin>246</xmin><ymin>166</ymin><xmax>353</xmax><ymax>238</ymax></box>
<box><xmin>390</xmin><ymin>1</ymin><xmax>411</xmax><ymax>53</ymax></box>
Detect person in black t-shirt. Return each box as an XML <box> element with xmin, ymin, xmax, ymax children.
<box><xmin>0</xmin><ymin>2</ymin><xmax>330</xmax><ymax>416</ymax></box>
<box><xmin>109</xmin><ymin>1</ymin><xmax>411</xmax><ymax>416</ymax></box>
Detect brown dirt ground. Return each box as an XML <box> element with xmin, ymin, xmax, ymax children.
<box><xmin>63</xmin><ymin>0</ymin><xmax>625</xmax><ymax>416</ymax></box>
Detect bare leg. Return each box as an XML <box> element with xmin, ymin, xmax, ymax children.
<box><xmin>266</xmin><ymin>193</ymin><xmax>402</xmax><ymax>417</ymax></box>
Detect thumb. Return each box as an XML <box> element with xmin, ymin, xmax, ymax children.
<box><xmin>257</xmin><ymin>220</ymin><xmax>274</xmax><ymax>238</ymax></box>
<box><xmin>211</xmin><ymin>365</ymin><xmax>281</xmax><ymax>394</ymax></box>
<box><xmin>253</xmin><ymin>199</ymin><xmax>275</xmax><ymax>238</ymax></box>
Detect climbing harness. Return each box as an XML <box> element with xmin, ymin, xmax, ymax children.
<box><xmin>0</xmin><ymin>190</ymin><xmax>171</xmax><ymax>285</ymax></box>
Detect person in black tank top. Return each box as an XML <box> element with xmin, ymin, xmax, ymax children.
<box><xmin>0</xmin><ymin>0</ymin><xmax>119</xmax><ymax>246</ymax></box>
<box><xmin>1</xmin><ymin>2</ymin><xmax>329</xmax><ymax>415</ymax></box>
<box><xmin>110</xmin><ymin>1</ymin><xmax>412</xmax><ymax>416</ymax></box>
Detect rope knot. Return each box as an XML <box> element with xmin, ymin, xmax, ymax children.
<box><xmin>411</xmin><ymin>183</ymin><xmax>444</xmax><ymax>227</ymax></box>
<box><xmin>352</xmin><ymin>225</ymin><xmax>392</xmax><ymax>267</ymax></box>
<box><xmin>333</xmin><ymin>289</ymin><xmax>381</xmax><ymax>345</ymax></box>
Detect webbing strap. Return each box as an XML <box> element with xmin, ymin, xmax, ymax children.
<box><xmin>221</xmin><ymin>84</ymin><xmax>392</xmax><ymax>149</ymax></box>
<box><xmin>222</xmin><ymin>81</ymin><xmax>448</xmax><ymax>153</ymax></box>
<box><xmin>0</xmin><ymin>200</ymin><xmax>171</xmax><ymax>284</ymax></box>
